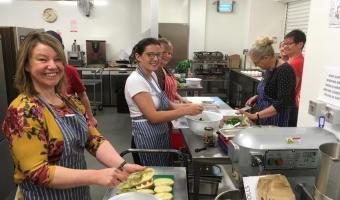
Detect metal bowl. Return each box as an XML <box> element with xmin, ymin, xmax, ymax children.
<box><xmin>215</xmin><ymin>189</ymin><xmax>242</xmax><ymax>200</ymax></box>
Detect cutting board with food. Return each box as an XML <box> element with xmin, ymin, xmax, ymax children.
<box><xmin>116</xmin><ymin>168</ymin><xmax>174</xmax><ymax>200</ymax></box>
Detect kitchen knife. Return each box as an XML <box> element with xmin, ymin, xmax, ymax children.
<box><xmin>240</xmin><ymin>105</ymin><xmax>252</xmax><ymax>111</ymax></box>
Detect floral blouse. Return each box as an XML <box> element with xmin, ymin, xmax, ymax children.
<box><xmin>2</xmin><ymin>94</ymin><xmax>106</xmax><ymax>186</ymax></box>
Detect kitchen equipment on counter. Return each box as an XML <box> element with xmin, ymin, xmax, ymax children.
<box><xmin>67</xmin><ymin>39</ymin><xmax>84</xmax><ymax>67</ymax></box>
<box><xmin>185</xmin><ymin>111</ymin><xmax>223</xmax><ymax>136</ymax></box>
<box><xmin>86</xmin><ymin>40</ymin><xmax>106</xmax><ymax>67</ymax></box>
<box><xmin>185</xmin><ymin>77</ymin><xmax>202</xmax><ymax>88</ymax></box>
<box><xmin>314</xmin><ymin>142</ymin><xmax>340</xmax><ymax>200</ymax></box>
<box><xmin>227</xmin><ymin>127</ymin><xmax>338</xmax><ymax>197</ymax></box>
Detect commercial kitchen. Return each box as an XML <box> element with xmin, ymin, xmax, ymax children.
<box><xmin>1</xmin><ymin>0</ymin><xmax>340</xmax><ymax>200</ymax></box>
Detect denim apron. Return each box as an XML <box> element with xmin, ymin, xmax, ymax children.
<box><xmin>19</xmin><ymin>95</ymin><xmax>90</xmax><ymax>200</ymax></box>
<box><xmin>132</xmin><ymin>67</ymin><xmax>171</xmax><ymax>166</ymax></box>
<box><xmin>255</xmin><ymin>70</ymin><xmax>290</xmax><ymax>127</ymax></box>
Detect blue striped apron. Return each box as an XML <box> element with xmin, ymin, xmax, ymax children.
<box><xmin>19</xmin><ymin>95</ymin><xmax>90</xmax><ymax>200</ymax></box>
<box><xmin>132</xmin><ymin>67</ymin><xmax>171</xmax><ymax>166</ymax></box>
<box><xmin>255</xmin><ymin>70</ymin><xmax>289</xmax><ymax>127</ymax></box>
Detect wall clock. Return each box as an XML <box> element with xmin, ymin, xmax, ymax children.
<box><xmin>42</xmin><ymin>8</ymin><xmax>58</xmax><ymax>23</ymax></box>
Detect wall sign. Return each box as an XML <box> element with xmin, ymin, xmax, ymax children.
<box><xmin>318</xmin><ymin>67</ymin><xmax>340</xmax><ymax>107</ymax></box>
<box><xmin>329</xmin><ymin>0</ymin><xmax>340</xmax><ymax>28</ymax></box>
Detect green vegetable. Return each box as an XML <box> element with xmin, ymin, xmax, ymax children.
<box><xmin>176</xmin><ymin>60</ymin><xmax>191</xmax><ymax>73</ymax></box>
<box><xmin>225</xmin><ymin>117</ymin><xmax>241</xmax><ymax>125</ymax></box>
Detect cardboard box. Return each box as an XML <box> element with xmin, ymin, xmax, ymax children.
<box><xmin>228</xmin><ymin>54</ymin><xmax>241</xmax><ymax>68</ymax></box>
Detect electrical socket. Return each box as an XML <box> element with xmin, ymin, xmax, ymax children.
<box><xmin>324</xmin><ymin>105</ymin><xmax>340</xmax><ymax>124</ymax></box>
<box><xmin>308</xmin><ymin>100</ymin><xmax>326</xmax><ymax>117</ymax></box>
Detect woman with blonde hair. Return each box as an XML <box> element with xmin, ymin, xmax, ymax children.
<box><xmin>2</xmin><ymin>31</ymin><xmax>143</xmax><ymax>199</ymax></box>
<box><xmin>238</xmin><ymin>37</ymin><xmax>297</xmax><ymax>126</ymax></box>
<box><xmin>155</xmin><ymin>37</ymin><xmax>188</xmax><ymax>103</ymax></box>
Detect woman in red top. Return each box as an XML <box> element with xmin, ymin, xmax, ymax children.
<box><xmin>155</xmin><ymin>38</ymin><xmax>188</xmax><ymax>103</ymax></box>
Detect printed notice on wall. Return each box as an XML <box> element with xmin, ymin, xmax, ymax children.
<box><xmin>329</xmin><ymin>0</ymin><xmax>340</xmax><ymax>28</ymax></box>
<box><xmin>318</xmin><ymin>67</ymin><xmax>340</xmax><ymax>107</ymax></box>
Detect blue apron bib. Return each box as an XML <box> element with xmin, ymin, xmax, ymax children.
<box><xmin>20</xmin><ymin>95</ymin><xmax>90</xmax><ymax>200</ymax></box>
<box><xmin>132</xmin><ymin>67</ymin><xmax>171</xmax><ymax>166</ymax></box>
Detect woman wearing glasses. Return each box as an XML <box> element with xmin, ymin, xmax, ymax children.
<box><xmin>125</xmin><ymin>38</ymin><xmax>203</xmax><ymax>166</ymax></box>
<box><xmin>238</xmin><ymin>37</ymin><xmax>297</xmax><ymax>127</ymax></box>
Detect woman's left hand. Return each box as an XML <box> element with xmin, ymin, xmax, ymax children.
<box><xmin>237</xmin><ymin>109</ymin><xmax>257</xmax><ymax>121</ymax></box>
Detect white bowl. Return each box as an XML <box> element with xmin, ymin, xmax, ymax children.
<box><xmin>109</xmin><ymin>192</ymin><xmax>159</xmax><ymax>200</ymax></box>
<box><xmin>185</xmin><ymin>78</ymin><xmax>202</xmax><ymax>87</ymax></box>
<box><xmin>185</xmin><ymin>111</ymin><xmax>223</xmax><ymax>136</ymax></box>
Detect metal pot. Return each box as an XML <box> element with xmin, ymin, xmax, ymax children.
<box><xmin>314</xmin><ymin>143</ymin><xmax>340</xmax><ymax>200</ymax></box>
<box><xmin>214</xmin><ymin>189</ymin><xmax>241</xmax><ymax>200</ymax></box>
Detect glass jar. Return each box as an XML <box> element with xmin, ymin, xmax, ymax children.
<box><xmin>203</xmin><ymin>127</ymin><xmax>215</xmax><ymax>147</ymax></box>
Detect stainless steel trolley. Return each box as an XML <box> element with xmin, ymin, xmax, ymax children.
<box><xmin>78</xmin><ymin>67</ymin><xmax>104</xmax><ymax>115</ymax></box>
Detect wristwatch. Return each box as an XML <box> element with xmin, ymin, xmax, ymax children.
<box><xmin>117</xmin><ymin>160</ymin><xmax>127</xmax><ymax>171</ymax></box>
<box><xmin>256</xmin><ymin>112</ymin><xmax>260</xmax><ymax>120</ymax></box>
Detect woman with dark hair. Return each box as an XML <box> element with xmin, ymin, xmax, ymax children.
<box><xmin>125</xmin><ymin>38</ymin><xmax>203</xmax><ymax>166</ymax></box>
<box><xmin>2</xmin><ymin>31</ymin><xmax>143</xmax><ymax>199</ymax></box>
<box><xmin>238</xmin><ymin>36</ymin><xmax>297</xmax><ymax>127</ymax></box>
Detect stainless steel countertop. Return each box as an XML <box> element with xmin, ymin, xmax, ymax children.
<box><xmin>77</xmin><ymin>67</ymin><xmax>134</xmax><ymax>75</ymax></box>
<box><xmin>102</xmin><ymin>167</ymin><xmax>188</xmax><ymax>200</ymax></box>
<box><xmin>79</xmin><ymin>67</ymin><xmax>135</xmax><ymax>71</ymax></box>
<box><xmin>181</xmin><ymin>97</ymin><xmax>232</xmax><ymax>164</ymax></box>
<box><xmin>182</xmin><ymin>129</ymin><xmax>231</xmax><ymax>164</ymax></box>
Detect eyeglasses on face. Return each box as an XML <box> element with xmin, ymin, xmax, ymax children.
<box><xmin>281</xmin><ymin>40</ymin><xmax>296</xmax><ymax>46</ymax></box>
<box><xmin>143</xmin><ymin>52</ymin><xmax>162</xmax><ymax>59</ymax></box>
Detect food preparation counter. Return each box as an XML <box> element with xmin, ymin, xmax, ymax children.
<box><xmin>77</xmin><ymin>67</ymin><xmax>135</xmax><ymax>75</ymax></box>
<box><xmin>102</xmin><ymin>167</ymin><xmax>188</xmax><ymax>200</ymax></box>
<box><xmin>176</xmin><ymin>97</ymin><xmax>236</xmax><ymax>200</ymax></box>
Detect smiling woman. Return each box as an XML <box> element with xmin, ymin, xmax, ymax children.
<box><xmin>2</xmin><ymin>31</ymin><xmax>144</xmax><ymax>199</ymax></box>
<box><xmin>124</xmin><ymin>37</ymin><xmax>203</xmax><ymax>166</ymax></box>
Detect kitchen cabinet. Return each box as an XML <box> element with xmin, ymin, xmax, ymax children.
<box><xmin>78</xmin><ymin>68</ymin><xmax>133</xmax><ymax>110</ymax></box>
<box><xmin>112</xmin><ymin>73</ymin><xmax>130</xmax><ymax>113</ymax></box>
<box><xmin>228</xmin><ymin>69</ymin><xmax>260</xmax><ymax>108</ymax></box>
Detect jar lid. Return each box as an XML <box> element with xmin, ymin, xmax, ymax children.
<box><xmin>204</xmin><ymin>127</ymin><xmax>213</xmax><ymax>131</ymax></box>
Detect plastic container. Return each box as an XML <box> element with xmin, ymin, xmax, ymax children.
<box><xmin>185</xmin><ymin>78</ymin><xmax>202</xmax><ymax>88</ymax></box>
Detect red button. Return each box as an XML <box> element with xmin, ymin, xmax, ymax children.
<box><xmin>276</xmin><ymin>159</ymin><xmax>284</xmax><ymax>166</ymax></box>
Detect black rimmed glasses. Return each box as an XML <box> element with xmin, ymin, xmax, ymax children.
<box><xmin>281</xmin><ymin>40</ymin><xmax>296</xmax><ymax>46</ymax></box>
<box><xmin>144</xmin><ymin>52</ymin><xmax>162</xmax><ymax>59</ymax></box>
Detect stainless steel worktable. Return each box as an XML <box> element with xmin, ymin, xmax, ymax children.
<box><xmin>181</xmin><ymin>128</ymin><xmax>231</xmax><ymax>164</ymax></box>
<box><xmin>102</xmin><ymin>167</ymin><xmax>188</xmax><ymax>200</ymax></box>
<box><xmin>179</xmin><ymin>97</ymin><xmax>234</xmax><ymax>199</ymax></box>
<box><xmin>180</xmin><ymin>96</ymin><xmax>232</xmax><ymax>164</ymax></box>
